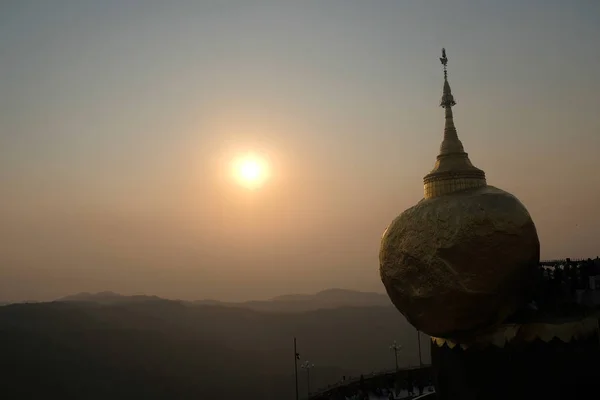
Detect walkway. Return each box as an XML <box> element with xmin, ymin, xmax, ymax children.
<box><xmin>309</xmin><ymin>364</ymin><xmax>432</xmax><ymax>400</ymax></box>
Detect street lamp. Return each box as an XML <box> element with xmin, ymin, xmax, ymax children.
<box><xmin>294</xmin><ymin>337</ymin><xmax>300</xmax><ymax>400</ymax></box>
<box><xmin>389</xmin><ymin>341</ymin><xmax>402</xmax><ymax>373</ymax></box>
<box><xmin>417</xmin><ymin>329</ymin><xmax>423</xmax><ymax>367</ymax></box>
<box><xmin>301</xmin><ymin>360</ymin><xmax>315</xmax><ymax>397</ymax></box>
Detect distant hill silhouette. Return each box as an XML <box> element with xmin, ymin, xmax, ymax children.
<box><xmin>1</xmin><ymin>292</ymin><xmax>427</xmax><ymax>399</ymax></box>
<box><xmin>58</xmin><ymin>291</ymin><xmax>165</xmax><ymax>305</ymax></box>
<box><xmin>57</xmin><ymin>288</ymin><xmax>392</xmax><ymax>312</ymax></box>
<box><xmin>196</xmin><ymin>288</ymin><xmax>392</xmax><ymax>312</ymax></box>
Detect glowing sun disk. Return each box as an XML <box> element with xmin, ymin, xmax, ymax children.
<box><xmin>232</xmin><ymin>153</ymin><xmax>269</xmax><ymax>189</ymax></box>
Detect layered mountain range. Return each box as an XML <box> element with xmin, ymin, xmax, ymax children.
<box><xmin>1</xmin><ymin>289</ymin><xmax>428</xmax><ymax>399</ymax></box>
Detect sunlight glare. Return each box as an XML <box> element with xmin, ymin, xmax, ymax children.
<box><xmin>232</xmin><ymin>152</ymin><xmax>270</xmax><ymax>189</ymax></box>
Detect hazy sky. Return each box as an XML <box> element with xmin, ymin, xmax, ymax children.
<box><xmin>1</xmin><ymin>0</ymin><xmax>599</xmax><ymax>302</ymax></box>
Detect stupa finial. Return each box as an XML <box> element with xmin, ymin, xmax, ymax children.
<box><xmin>440</xmin><ymin>48</ymin><xmax>456</xmax><ymax>109</ymax></box>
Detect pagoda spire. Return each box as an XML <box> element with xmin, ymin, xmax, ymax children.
<box><xmin>440</xmin><ymin>48</ymin><xmax>455</xmax><ymax>107</ymax></box>
<box><xmin>438</xmin><ymin>48</ymin><xmax>464</xmax><ymax>155</ymax></box>
<box><xmin>422</xmin><ymin>48</ymin><xmax>487</xmax><ymax>199</ymax></box>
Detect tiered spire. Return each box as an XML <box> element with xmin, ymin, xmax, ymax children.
<box><xmin>439</xmin><ymin>48</ymin><xmax>456</xmax><ymax>108</ymax></box>
<box><xmin>438</xmin><ymin>49</ymin><xmax>464</xmax><ymax>155</ymax></box>
<box><xmin>423</xmin><ymin>49</ymin><xmax>487</xmax><ymax>199</ymax></box>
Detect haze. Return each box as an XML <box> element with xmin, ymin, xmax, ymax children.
<box><xmin>1</xmin><ymin>0</ymin><xmax>599</xmax><ymax>303</ymax></box>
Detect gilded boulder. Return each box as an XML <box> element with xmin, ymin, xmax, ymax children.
<box><xmin>379</xmin><ymin>185</ymin><xmax>540</xmax><ymax>339</ymax></box>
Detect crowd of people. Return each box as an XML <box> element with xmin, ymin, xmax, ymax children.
<box><xmin>313</xmin><ymin>370</ymin><xmax>433</xmax><ymax>400</ymax></box>
<box><xmin>531</xmin><ymin>257</ymin><xmax>600</xmax><ymax>314</ymax></box>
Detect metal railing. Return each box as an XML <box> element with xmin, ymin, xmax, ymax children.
<box><xmin>310</xmin><ymin>364</ymin><xmax>432</xmax><ymax>398</ymax></box>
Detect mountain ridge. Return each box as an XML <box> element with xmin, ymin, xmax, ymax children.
<box><xmin>0</xmin><ymin>296</ymin><xmax>428</xmax><ymax>399</ymax></box>
<box><xmin>55</xmin><ymin>288</ymin><xmax>392</xmax><ymax>312</ymax></box>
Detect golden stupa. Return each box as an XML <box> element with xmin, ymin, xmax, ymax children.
<box><xmin>379</xmin><ymin>49</ymin><xmax>540</xmax><ymax>339</ymax></box>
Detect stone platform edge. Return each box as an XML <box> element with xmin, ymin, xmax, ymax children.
<box><xmin>431</xmin><ymin>313</ymin><xmax>600</xmax><ymax>349</ymax></box>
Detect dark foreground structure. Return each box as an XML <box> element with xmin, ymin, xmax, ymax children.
<box><xmin>429</xmin><ymin>257</ymin><xmax>600</xmax><ymax>399</ymax></box>
<box><xmin>432</xmin><ymin>314</ymin><xmax>600</xmax><ymax>400</ymax></box>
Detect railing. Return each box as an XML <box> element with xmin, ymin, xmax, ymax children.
<box><xmin>310</xmin><ymin>364</ymin><xmax>432</xmax><ymax>399</ymax></box>
<box><xmin>539</xmin><ymin>258</ymin><xmax>598</xmax><ymax>267</ymax></box>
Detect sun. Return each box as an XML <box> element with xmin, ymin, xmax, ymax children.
<box><xmin>232</xmin><ymin>152</ymin><xmax>269</xmax><ymax>189</ymax></box>
<box><xmin>240</xmin><ymin>159</ymin><xmax>261</xmax><ymax>181</ymax></box>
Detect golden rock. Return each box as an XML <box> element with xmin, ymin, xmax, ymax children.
<box><xmin>379</xmin><ymin>49</ymin><xmax>540</xmax><ymax>339</ymax></box>
<box><xmin>379</xmin><ymin>185</ymin><xmax>540</xmax><ymax>338</ymax></box>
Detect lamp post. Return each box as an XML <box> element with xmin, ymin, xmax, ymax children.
<box><xmin>294</xmin><ymin>337</ymin><xmax>300</xmax><ymax>400</ymax></box>
<box><xmin>301</xmin><ymin>360</ymin><xmax>314</xmax><ymax>397</ymax></box>
<box><xmin>389</xmin><ymin>340</ymin><xmax>402</xmax><ymax>373</ymax></box>
<box><xmin>417</xmin><ymin>329</ymin><xmax>423</xmax><ymax>367</ymax></box>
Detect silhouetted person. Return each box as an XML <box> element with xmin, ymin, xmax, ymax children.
<box><xmin>407</xmin><ymin>375</ymin><xmax>414</xmax><ymax>396</ymax></box>
<box><xmin>554</xmin><ymin>266</ymin><xmax>564</xmax><ymax>285</ymax></box>
<box><xmin>590</xmin><ymin>258</ymin><xmax>600</xmax><ymax>276</ymax></box>
<box><xmin>566</xmin><ymin>264</ymin><xmax>575</xmax><ymax>279</ymax></box>
<box><xmin>581</xmin><ymin>259</ymin><xmax>592</xmax><ymax>287</ymax></box>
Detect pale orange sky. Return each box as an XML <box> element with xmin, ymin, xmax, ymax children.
<box><xmin>1</xmin><ymin>0</ymin><xmax>599</xmax><ymax>302</ymax></box>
